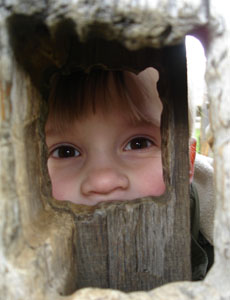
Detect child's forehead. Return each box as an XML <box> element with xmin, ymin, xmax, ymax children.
<box><xmin>104</xmin><ymin>67</ymin><xmax>162</xmax><ymax>111</ymax></box>
<box><xmin>125</xmin><ymin>67</ymin><xmax>159</xmax><ymax>87</ymax></box>
<box><xmin>123</xmin><ymin>68</ymin><xmax>162</xmax><ymax>122</ymax></box>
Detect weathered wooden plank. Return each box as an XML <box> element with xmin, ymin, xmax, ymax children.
<box><xmin>74</xmin><ymin>194</ymin><xmax>190</xmax><ymax>292</ymax></box>
<box><xmin>67</xmin><ymin>43</ymin><xmax>191</xmax><ymax>292</ymax></box>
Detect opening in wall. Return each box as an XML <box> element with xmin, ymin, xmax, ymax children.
<box><xmin>45</xmin><ymin>67</ymin><xmax>166</xmax><ymax>206</ymax></box>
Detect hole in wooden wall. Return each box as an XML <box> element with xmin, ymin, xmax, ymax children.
<box><xmin>7</xmin><ymin>14</ymin><xmax>169</xmax><ymax>208</ymax></box>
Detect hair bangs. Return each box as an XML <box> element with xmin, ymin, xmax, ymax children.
<box><xmin>47</xmin><ymin>69</ymin><xmax>154</xmax><ymax>132</ymax></box>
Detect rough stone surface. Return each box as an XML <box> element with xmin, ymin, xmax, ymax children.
<box><xmin>0</xmin><ymin>0</ymin><xmax>230</xmax><ymax>299</ymax></box>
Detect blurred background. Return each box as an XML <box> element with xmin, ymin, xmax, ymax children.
<box><xmin>186</xmin><ymin>35</ymin><xmax>212</xmax><ymax>157</ymax></box>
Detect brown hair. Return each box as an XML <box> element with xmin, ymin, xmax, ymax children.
<box><xmin>47</xmin><ymin>68</ymin><xmax>162</xmax><ymax>131</ymax></box>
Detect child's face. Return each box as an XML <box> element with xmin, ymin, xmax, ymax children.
<box><xmin>46</xmin><ymin>69</ymin><xmax>165</xmax><ymax>206</ymax></box>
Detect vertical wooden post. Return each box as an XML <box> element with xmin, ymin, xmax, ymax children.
<box><xmin>70</xmin><ymin>43</ymin><xmax>191</xmax><ymax>292</ymax></box>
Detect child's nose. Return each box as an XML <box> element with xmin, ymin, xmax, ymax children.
<box><xmin>81</xmin><ymin>168</ymin><xmax>129</xmax><ymax>197</ymax></box>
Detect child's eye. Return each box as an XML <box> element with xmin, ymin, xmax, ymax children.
<box><xmin>124</xmin><ymin>137</ymin><xmax>154</xmax><ymax>151</ymax></box>
<box><xmin>51</xmin><ymin>145</ymin><xmax>80</xmax><ymax>158</ymax></box>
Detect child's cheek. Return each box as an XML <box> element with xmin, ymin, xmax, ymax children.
<box><xmin>51</xmin><ymin>175</ymin><xmax>78</xmax><ymax>202</ymax></box>
<box><xmin>133</xmin><ymin>158</ymin><xmax>165</xmax><ymax>197</ymax></box>
<box><xmin>48</xmin><ymin>170</ymin><xmax>67</xmax><ymax>201</ymax></box>
<box><xmin>47</xmin><ymin>160</ymin><xmax>77</xmax><ymax>201</ymax></box>
<box><xmin>52</xmin><ymin>183</ymin><xmax>65</xmax><ymax>201</ymax></box>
